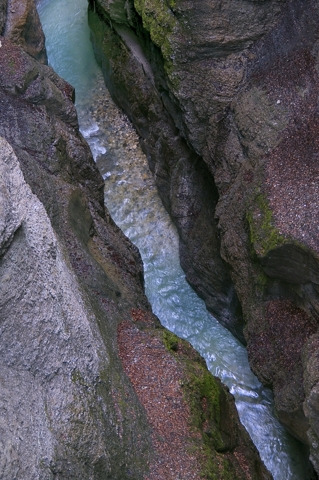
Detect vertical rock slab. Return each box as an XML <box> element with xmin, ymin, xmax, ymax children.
<box><xmin>0</xmin><ymin>36</ymin><xmax>153</xmax><ymax>478</ymax></box>
<box><xmin>0</xmin><ymin>136</ymin><xmax>152</xmax><ymax>478</ymax></box>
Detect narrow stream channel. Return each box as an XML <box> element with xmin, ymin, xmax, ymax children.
<box><xmin>37</xmin><ymin>0</ymin><xmax>311</xmax><ymax>477</ymax></box>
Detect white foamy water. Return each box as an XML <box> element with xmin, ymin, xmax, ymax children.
<box><xmin>38</xmin><ymin>0</ymin><xmax>312</xmax><ymax>477</ymax></box>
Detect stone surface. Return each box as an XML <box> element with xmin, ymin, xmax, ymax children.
<box><xmin>88</xmin><ymin>0</ymin><xmax>319</xmax><ymax>473</ymax></box>
<box><xmin>0</xmin><ymin>135</ymin><xmax>151</xmax><ymax>479</ymax></box>
<box><xmin>2</xmin><ymin>0</ymin><xmax>47</xmax><ymax>62</ymax></box>
<box><xmin>0</xmin><ymin>0</ymin><xmax>7</xmax><ymax>34</ymax></box>
<box><xmin>118</xmin><ymin>310</ymin><xmax>272</xmax><ymax>480</ymax></box>
<box><xmin>0</xmin><ymin>37</ymin><xmax>152</xmax><ymax>478</ymax></box>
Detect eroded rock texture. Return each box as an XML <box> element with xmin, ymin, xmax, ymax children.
<box><xmin>0</xmin><ymin>0</ymin><xmax>271</xmax><ymax>478</ymax></box>
<box><xmin>2</xmin><ymin>0</ymin><xmax>46</xmax><ymax>61</ymax></box>
<box><xmin>0</xmin><ymin>134</ymin><xmax>151</xmax><ymax>479</ymax></box>
<box><xmin>88</xmin><ymin>0</ymin><xmax>319</xmax><ymax>472</ymax></box>
<box><xmin>0</xmin><ymin>35</ymin><xmax>152</xmax><ymax>480</ymax></box>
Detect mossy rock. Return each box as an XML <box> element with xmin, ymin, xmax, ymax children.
<box><xmin>158</xmin><ymin>328</ymin><xmax>259</xmax><ymax>478</ymax></box>
<box><xmin>163</xmin><ymin>329</ymin><xmax>179</xmax><ymax>351</ymax></box>
<box><xmin>133</xmin><ymin>0</ymin><xmax>178</xmax><ymax>82</ymax></box>
<box><xmin>247</xmin><ymin>193</ymin><xmax>287</xmax><ymax>257</ymax></box>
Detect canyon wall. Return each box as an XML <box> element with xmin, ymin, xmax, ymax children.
<box><xmin>0</xmin><ymin>0</ymin><xmax>270</xmax><ymax>478</ymax></box>
<box><xmin>88</xmin><ymin>0</ymin><xmax>319</xmax><ymax>473</ymax></box>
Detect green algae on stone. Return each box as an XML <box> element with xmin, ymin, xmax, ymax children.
<box><xmin>183</xmin><ymin>359</ymin><xmax>249</xmax><ymax>479</ymax></box>
<box><xmin>109</xmin><ymin>0</ymin><xmax>128</xmax><ymax>23</ymax></box>
<box><xmin>133</xmin><ymin>0</ymin><xmax>177</xmax><ymax>80</ymax></box>
<box><xmin>163</xmin><ymin>329</ymin><xmax>179</xmax><ymax>351</ymax></box>
<box><xmin>158</xmin><ymin>328</ymin><xmax>245</xmax><ymax>478</ymax></box>
<box><xmin>247</xmin><ymin>193</ymin><xmax>287</xmax><ymax>257</ymax></box>
<box><xmin>184</xmin><ymin>360</ymin><xmax>224</xmax><ymax>450</ymax></box>
<box><xmin>159</xmin><ymin>328</ymin><xmax>225</xmax><ymax>451</ymax></box>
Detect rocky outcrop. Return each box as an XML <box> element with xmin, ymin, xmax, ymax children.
<box><xmin>0</xmin><ymin>1</ymin><xmax>271</xmax><ymax>478</ymax></box>
<box><xmin>0</xmin><ymin>34</ymin><xmax>152</xmax><ymax>479</ymax></box>
<box><xmin>88</xmin><ymin>0</ymin><xmax>319</xmax><ymax>473</ymax></box>
<box><xmin>2</xmin><ymin>0</ymin><xmax>46</xmax><ymax>62</ymax></box>
<box><xmin>0</xmin><ymin>134</ymin><xmax>151</xmax><ymax>479</ymax></box>
<box><xmin>0</xmin><ymin>127</ymin><xmax>269</xmax><ymax>479</ymax></box>
<box><xmin>117</xmin><ymin>310</ymin><xmax>272</xmax><ymax>480</ymax></box>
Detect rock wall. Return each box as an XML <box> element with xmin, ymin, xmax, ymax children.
<box><xmin>0</xmin><ymin>133</ymin><xmax>151</xmax><ymax>479</ymax></box>
<box><xmin>0</xmin><ymin>30</ymin><xmax>152</xmax><ymax>480</ymax></box>
<box><xmin>0</xmin><ymin>0</ymin><xmax>271</xmax><ymax>478</ymax></box>
<box><xmin>3</xmin><ymin>0</ymin><xmax>46</xmax><ymax>61</ymax></box>
<box><xmin>89</xmin><ymin>1</ymin><xmax>245</xmax><ymax>341</ymax></box>
<box><xmin>88</xmin><ymin>0</ymin><xmax>319</xmax><ymax>473</ymax></box>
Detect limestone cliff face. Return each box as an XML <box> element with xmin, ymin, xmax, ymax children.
<box><xmin>88</xmin><ymin>0</ymin><xmax>319</xmax><ymax>472</ymax></box>
<box><xmin>0</xmin><ymin>0</ymin><xmax>271</xmax><ymax>478</ymax></box>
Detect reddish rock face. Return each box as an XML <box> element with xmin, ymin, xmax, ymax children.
<box><xmin>118</xmin><ymin>310</ymin><xmax>272</xmax><ymax>480</ymax></box>
<box><xmin>3</xmin><ymin>0</ymin><xmax>47</xmax><ymax>62</ymax></box>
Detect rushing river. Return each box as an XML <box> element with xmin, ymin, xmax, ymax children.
<box><xmin>38</xmin><ymin>0</ymin><xmax>311</xmax><ymax>477</ymax></box>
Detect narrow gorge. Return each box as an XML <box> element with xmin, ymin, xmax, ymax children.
<box><xmin>87</xmin><ymin>0</ymin><xmax>319</xmax><ymax>476</ymax></box>
<box><xmin>0</xmin><ymin>0</ymin><xmax>318</xmax><ymax>478</ymax></box>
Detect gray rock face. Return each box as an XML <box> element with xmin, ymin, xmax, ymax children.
<box><xmin>88</xmin><ymin>0</ymin><xmax>319</xmax><ymax>473</ymax></box>
<box><xmin>0</xmin><ymin>365</ymin><xmax>54</xmax><ymax>479</ymax></box>
<box><xmin>0</xmin><ymin>133</ymin><xmax>151</xmax><ymax>479</ymax></box>
<box><xmin>0</xmin><ymin>33</ymin><xmax>152</xmax><ymax>480</ymax></box>
<box><xmin>0</xmin><ymin>136</ymin><xmax>103</xmax><ymax>478</ymax></box>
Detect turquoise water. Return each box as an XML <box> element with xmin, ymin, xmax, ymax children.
<box><xmin>37</xmin><ymin>0</ymin><xmax>311</xmax><ymax>477</ymax></box>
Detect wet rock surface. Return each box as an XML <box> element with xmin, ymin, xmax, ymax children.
<box><xmin>88</xmin><ymin>0</ymin><xmax>319</xmax><ymax>473</ymax></box>
<box><xmin>89</xmin><ymin>3</ymin><xmax>244</xmax><ymax>341</ymax></box>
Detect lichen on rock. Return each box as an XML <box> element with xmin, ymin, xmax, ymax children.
<box><xmin>247</xmin><ymin>192</ymin><xmax>287</xmax><ymax>258</ymax></box>
<box><xmin>133</xmin><ymin>0</ymin><xmax>177</xmax><ymax>80</ymax></box>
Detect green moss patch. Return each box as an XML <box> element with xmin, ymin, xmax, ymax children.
<box><xmin>184</xmin><ymin>360</ymin><xmax>245</xmax><ymax>479</ymax></box>
<box><xmin>133</xmin><ymin>0</ymin><xmax>177</xmax><ymax>81</ymax></box>
<box><xmin>163</xmin><ymin>329</ymin><xmax>179</xmax><ymax>351</ymax></box>
<box><xmin>184</xmin><ymin>361</ymin><xmax>224</xmax><ymax>450</ymax></box>
<box><xmin>247</xmin><ymin>193</ymin><xmax>287</xmax><ymax>257</ymax></box>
